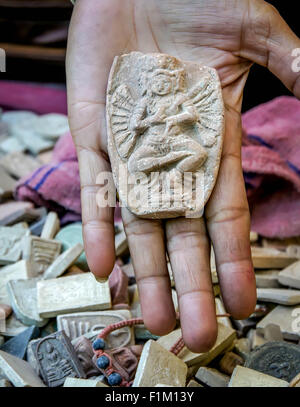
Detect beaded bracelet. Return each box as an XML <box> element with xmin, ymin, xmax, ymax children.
<box><xmin>92</xmin><ymin>312</ymin><xmax>230</xmax><ymax>386</ymax></box>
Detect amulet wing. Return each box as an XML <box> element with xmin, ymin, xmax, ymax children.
<box><xmin>111</xmin><ymin>84</ymin><xmax>136</xmax><ymax>159</ymax></box>
<box><xmin>189</xmin><ymin>72</ymin><xmax>224</xmax><ymax>147</ymax></box>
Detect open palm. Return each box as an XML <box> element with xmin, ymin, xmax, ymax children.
<box><xmin>66</xmin><ymin>0</ymin><xmax>300</xmax><ymax>352</ymax></box>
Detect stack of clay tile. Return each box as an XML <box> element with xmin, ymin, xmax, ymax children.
<box><xmin>0</xmin><ymin>110</ymin><xmax>300</xmax><ymax>388</ymax></box>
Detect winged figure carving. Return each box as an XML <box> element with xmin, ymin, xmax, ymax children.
<box><xmin>110</xmin><ymin>68</ymin><xmax>222</xmax><ymax>175</ymax></box>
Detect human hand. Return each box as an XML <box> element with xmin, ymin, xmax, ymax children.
<box><xmin>66</xmin><ymin>0</ymin><xmax>300</xmax><ymax>352</ymax></box>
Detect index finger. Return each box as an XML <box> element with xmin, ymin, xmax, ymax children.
<box><xmin>66</xmin><ymin>1</ymin><xmax>132</xmax><ymax>277</ymax></box>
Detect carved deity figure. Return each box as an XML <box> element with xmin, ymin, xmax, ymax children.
<box><xmin>127</xmin><ymin>65</ymin><xmax>208</xmax><ymax>177</ymax></box>
<box><xmin>35</xmin><ymin>333</ymin><xmax>86</xmax><ymax>387</ymax></box>
<box><xmin>38</xmin><ymin>340</ymin><xmax>74</xmax><ymax>385</ymax></box>
<box><xmin>111</xmin><ymin>55</ymin><xmax>214</xmax><ymax>178</ymax></box>
<box><xmin>107</xmin><ymin>52</ymin><xmax>224</xmax><ymax>218</ymax></box>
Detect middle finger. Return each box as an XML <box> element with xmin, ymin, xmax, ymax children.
<box><xmin>122</xmin><ymin>207</ymin><xmax>176</xmax><ymax>336</ymax></box>
<box><xmin>166</xmin><ymin>216</ymin><xmax>217</xmax><ymax>353</ymax></box>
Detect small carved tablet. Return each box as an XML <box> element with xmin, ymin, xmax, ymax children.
<box><xmin>33</xmin><ymin>330</ymin><xmax>86</xmax><ymax>387</ymax></box>
<box><xmin>107</xmin><ymin>52</ymin><xmax>224</xmax><ymax>218</ymax></box>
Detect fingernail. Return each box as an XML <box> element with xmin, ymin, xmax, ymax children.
<box><xmin>94</xmin><ymin>276</ymin><xmax>108</xmax><ymax>283</ymax></box>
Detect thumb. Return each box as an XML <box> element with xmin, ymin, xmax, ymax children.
<box><xmin>241</xmin><ymin>1</ymin><xmax>300</xmax><ymax>98</ymax></box>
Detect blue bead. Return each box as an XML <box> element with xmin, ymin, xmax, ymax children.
<box><xmin>92</xmin><ymin>338</ymin><xmax>105</xmax><ymax>350</ymax></box>
<box><xmin>108</xmin><ymin>372</ymin><xmax>122</xmax><ymax>386</ymax></box>
<box><xmin>97</xmin><ymin>355</ymin><xmax>109</xmax><ymax>369</ymax></box>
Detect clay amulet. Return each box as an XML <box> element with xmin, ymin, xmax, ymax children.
<box><xmin>106</xmin><ymin>51</ymin><xmax>224</xmax><ymax>219</ymax></box>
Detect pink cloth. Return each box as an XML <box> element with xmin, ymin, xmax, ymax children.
<box><xmin>242</xmin><ymin>96</ymin><xmax>300</xmax><ymax>238</ymax></box>
<box><xmin>14</xmin><ymin>94</ymin><xmax>300</xmax><ymax>238</ymax></box>
<box><xmin>15</xmin><ymin>132</ymin><xmax>81</xmax><ymax>224</ymax></box>
<box><xmin>0</xmin><ymin>81</ymin><xmax>67</xmax><ymax>115</ymax></box>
